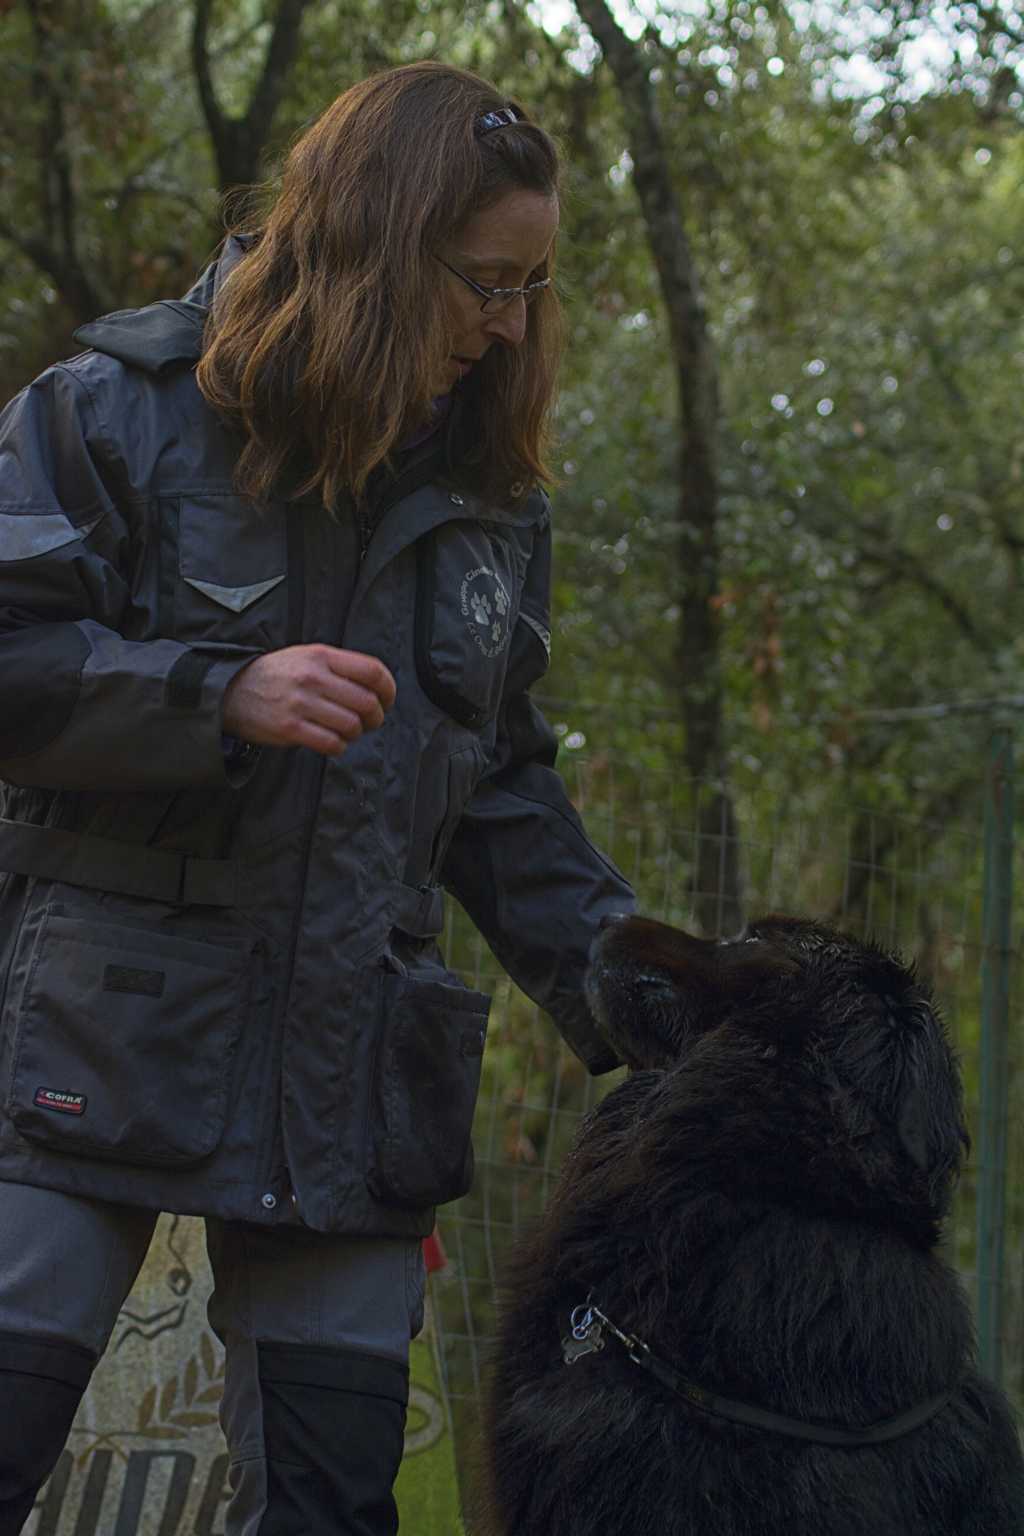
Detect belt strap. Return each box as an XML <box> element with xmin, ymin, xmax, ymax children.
<box><xmin>0</xmin><ymin>819</ymin><xmax>240</xmax><ymax>907</ymax></box>
<box><xmin>391</xmin><ymin>881</ymin><xmax>444</xmax><ymax>938</ymax></box>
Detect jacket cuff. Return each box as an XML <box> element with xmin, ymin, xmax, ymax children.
<box><xmin>549</xmin><ymin>993</ymin><xmax>623</xmax><ymax>1076</ymax></box>
<box><xmin>203</xmin><ymin>653</ymin><xmax>264</xmax><ymax>787</ymax></box>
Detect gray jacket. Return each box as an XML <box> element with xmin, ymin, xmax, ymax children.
<box><xmin>0</xmin><ymin>244</ymin><xmax>633</xmax><ymax>1236</ymax></box>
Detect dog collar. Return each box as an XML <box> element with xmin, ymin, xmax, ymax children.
<box><xmin>562</xmin><ymin>1301</ymin><xmax>954</xmax><ymax>1448</ymax></box>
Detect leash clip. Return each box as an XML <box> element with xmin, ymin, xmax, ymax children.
<box><xmin>590</xmin><ymin>1303</ymin><xmax>647</xmax><ymax>1365</ymax></box>
<box><xmin>561</xmin><ymin>1301</ymin><xmax>606</xmax><ymax>1365</ymax></box>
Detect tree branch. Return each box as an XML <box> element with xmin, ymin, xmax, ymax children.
<box><xmin>856</xmin><ymin>532</ymin><xmax>988</xmax><ymax>649</ymax></box>
<box><xmin>915</xmin><ymin>315</ymin><xmax>1024</xmax><ymax>571</ymax></box>
<box><xmin>191</xmin><ymin>0</ymin><xmax>222</xmax><ymax>166</ymax></box>
<box><xmin>792</xmin><ymin>489</ymin><xmax>991</xmax><ymax>653</ymax></box>
<box><xmin>974</xmin><ymin>3</ymin><xmax>1024</xmax><ymax>51</ymax></box>
<box><xmin>829</xmin><ymin>774</ymin><xmax>975</xmax><ymax>935</ymax></box>
<box><xmin>247</xmin><ymin>0</ymin><xmax>313</xmax><ymax>143</ymax></box>
<box><xmin>0</xmin><ymin>214</ymin><xmax>55</xmax><ymax>275</ymax></box>
<box><xmin>192</xmin><ymin>0</ymin><xmax>314</xmax><ymax>193</ymax></box>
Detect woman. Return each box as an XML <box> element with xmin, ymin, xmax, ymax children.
<box><xmin>0</xmin><ymin>61</ymin><xmax>632</xmax><ymax>1535</ymax></box>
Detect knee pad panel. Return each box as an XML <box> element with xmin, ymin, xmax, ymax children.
<box><xmin>256</xmin><ymin>1344</ymin><xmax>408</xmax><ymax>1536</ymax></box>
<box><xmin>0</xmin><ymin>1331</ymin><xmax>96</xmax><ymax>1534</ymax></box>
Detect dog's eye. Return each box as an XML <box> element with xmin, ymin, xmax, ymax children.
<box><xmin>635</xmin><ymin>972</ymin><xmax>676</xmax><ymax>996</ymax></box>
<box><xmin>719</xmin><ymin>927</ymin><xmax>761</xmax><ymax>946</ymax></box>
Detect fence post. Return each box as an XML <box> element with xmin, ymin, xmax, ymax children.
<box><xmin>977</xmin><ymin>726</ymin><xmax>1015</xmax><ymax>1385</ymax></box>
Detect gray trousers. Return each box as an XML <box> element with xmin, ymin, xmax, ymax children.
<box><xmin>0</xmin><ymin>1181</ymin><xmax>425</xmax><ymax>1535</ymax></box>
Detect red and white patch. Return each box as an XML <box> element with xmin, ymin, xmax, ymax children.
<box><xmin>33</xmin><ymin>1087</ymin><xmax>87</xmax><ymax>1116</ymax></box>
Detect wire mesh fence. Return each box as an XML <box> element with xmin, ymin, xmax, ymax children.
<box><xmin>20</xmin><ymin>702</ymin><xmax>1019</xmax><ymax>1531</ymax></box>
<box><xmin>433</xmin><ymin>702</ymin><xmax>1022</xmax><ymax>1486</ymax></box>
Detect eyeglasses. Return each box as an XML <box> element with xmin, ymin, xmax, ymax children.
<box><xmin>437</xmin><ymin>257</ymin><xmax>550</xmax><ymax>313</ymax></box>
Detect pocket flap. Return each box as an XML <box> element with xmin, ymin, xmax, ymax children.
<box><xmin>172</xmin><ymin>494</ymin><xmax>289</xmax><ymax>644</ymax></box>
<box><xmin>182</xmin><ymin>574</ymin><xmax>286</xmax><ymax>612</ymax></box>
<box><xmin>6</xmin><ymin>910</ymin><xmax>252</xmax><ymax>1167</ymax></box>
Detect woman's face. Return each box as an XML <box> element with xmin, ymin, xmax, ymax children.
<box><xmin>437</xmin><ymin>187</ymin><xmax>559</xmax><ymax>393</ymax></box>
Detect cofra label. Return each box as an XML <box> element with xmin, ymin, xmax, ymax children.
<box><xmin>34</xmin><ymin>1087</ymin><xmax>87</xmax><ymax>1116</ymax></box>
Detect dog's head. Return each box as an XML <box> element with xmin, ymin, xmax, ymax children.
<box><xmin>587</xmin><ymin>913</ymin><xmax>968</xmax><ymax>1226</ymax></box>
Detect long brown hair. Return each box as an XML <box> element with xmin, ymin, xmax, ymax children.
<box><xmin>196</xmin><ymin>61</ymin><xmax>564</xmax><ymax>509</ymax></box>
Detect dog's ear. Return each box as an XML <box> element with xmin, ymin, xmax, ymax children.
<box><xmin>717</xmin><ymin>947</ymin><xmax>813</xmax><ymax>1054</ymax></box>
<box><xmin>829</xmin><ymin>957</ymin><xmax>967</xmax><ymax>1211</ymax></box>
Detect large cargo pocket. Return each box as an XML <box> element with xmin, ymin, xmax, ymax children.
<box><xmin>6</xmin><ymin>910</ymin><xmax>252</xmax><ymax>1167</ymax></box>
<box><xmin>366</xmin><ymin>972</ymin><xmax>490</xmax><ymax>1208</ymax></box>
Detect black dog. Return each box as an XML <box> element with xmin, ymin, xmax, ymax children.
<box><xmin>478</xmin><ymin>915</ymin><xmax>1024</xmax><ymax>1535</ymax></box>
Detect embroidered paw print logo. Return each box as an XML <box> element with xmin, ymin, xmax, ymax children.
<box><xmin>460</xmin><ymin>567</ymin><xmax>514</xmax><ymax>658</ymax></box>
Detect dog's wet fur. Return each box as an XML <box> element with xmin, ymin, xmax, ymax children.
<box><xmin>477</xmin><ymin>914</ymin><xmax>1024</xmax><ymax>1535</ymax></box>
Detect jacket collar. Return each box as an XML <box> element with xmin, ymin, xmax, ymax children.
<box><xmin>71</xmin><ymin>236</ymin><xmax>253</xmax><ymax>374</ymax></box>
<box><xmin>70</xmin><ymin>241</ymin><xmax>537</xmax><ymax>526</ymax></box>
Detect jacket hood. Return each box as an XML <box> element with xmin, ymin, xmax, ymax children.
<box><xmin>71</xmin><ymin>236</ymin><xmax>252</xmax><ymax>375</ymax></box>
<box><xmin>72</xmin><ymin>299</ymin><xmax>208</xmax><ymax>374</ymax></box>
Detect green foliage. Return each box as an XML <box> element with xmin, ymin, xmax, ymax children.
<box><xmin>2</xmin><ymin>0</ymin><xmax>1023</xmax><ymax>1430</ymax></box>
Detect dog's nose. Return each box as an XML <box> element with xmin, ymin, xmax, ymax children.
<box><xmin>599</xmin><ymin>912</ymin><xmax>629</xmax><ymax>930</ymax></box>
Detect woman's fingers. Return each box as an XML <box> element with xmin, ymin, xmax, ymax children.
<box><xmin>323</xmin><ymin>647</ymin><xmax>397</xmax><ymax>712</ymax></box>
<box><xmin>222</xmin><ymin>645</ymin><xmax>398</xmax><ymax>754</ymax></box>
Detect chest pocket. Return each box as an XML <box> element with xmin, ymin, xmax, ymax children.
<box><xmin>167</xmin><ymin>494</ymin><xmax>289</xmax><ymax>647</ymax></box>
<box><xmin>415</xmin><ymin>520</ymin><xmax>527</xmax><ymax>727</ymax></box>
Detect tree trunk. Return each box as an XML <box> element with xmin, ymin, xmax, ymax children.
<box><xmin>571</xmin><ymin>0</ymin><xmax>742</xmax><ymax>935</ymax></box>
<box><xmin>2</xmin><ymin>0</ymin><xmax>113</xmax><ymax>324</ymax></box>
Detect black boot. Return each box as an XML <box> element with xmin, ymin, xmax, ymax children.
<box><xmin>255</xmin><ymin>1344</ymin><xmax>409</xmax><ymax>1536</ymax></box>
<box><xmin>0</xmin><ymin>1331</ymin><xmax>95</xmax><ymax>1536</ymax></box>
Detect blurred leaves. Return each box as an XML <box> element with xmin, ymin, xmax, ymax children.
<box><xmin>1</xmin><ymin>0</ymin><xmax>1019</xmax><ymax>903</ymax></box>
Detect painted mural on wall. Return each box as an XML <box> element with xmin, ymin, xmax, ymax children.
<box><xmin>25</xmin><ymin>1214</ymin><xmax>462</xmax><ymax>1535</ymax></box>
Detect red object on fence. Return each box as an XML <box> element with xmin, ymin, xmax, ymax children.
<box><xmin>422</xmin><ymin>1228</ymin><xmax>448</xmax><ymax>1274</ymax></box>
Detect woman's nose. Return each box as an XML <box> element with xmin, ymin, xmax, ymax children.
<box><xmin>482</xmin><ymin>297</ymin><xmax>528</xmax><ymax>347</ymax></box>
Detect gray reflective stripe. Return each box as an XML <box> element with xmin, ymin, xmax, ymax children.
<box><xmin>0</xmin><ymin>819</ymin><xmax>240</xmax><ymax>906</ymax></box>
<box><xmin>0</xmin><ymin>510</ymin><xmax>101</xmax><ymax>563</ymax></box>
<box><xmin>391</xmin><ymin>882</ymin><xmax>444</xmax><ymax>938</ymax></box>
<box><xmin>519</xmin><ymin>610</ymin><xmax>551</xmax><ymax>657</ymax></box>
<box><xmin>182</xmin><ymin>574</ymin><xmax>286</xmax><ymax>612</ymax></box>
